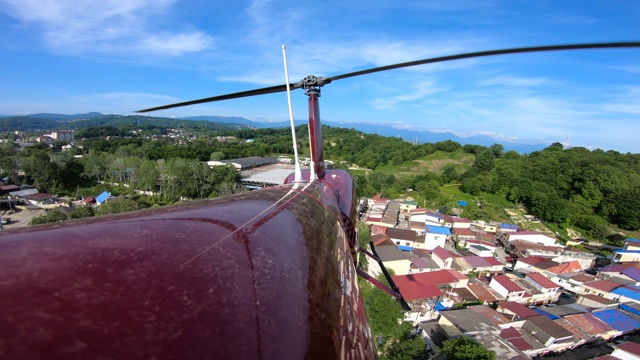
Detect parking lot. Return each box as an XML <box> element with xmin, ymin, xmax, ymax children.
<box><xmin>1</xmin><ymin>207</ymin><xmax>46</xmax><ymax>230</ymax></box>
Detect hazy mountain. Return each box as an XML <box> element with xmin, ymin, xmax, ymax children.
<box><xmin>1</xmin><ymin>112</ymin><xmax>547</xmax><ymax>153</ymax></box>
<box><xmin>181</xmin><ymin>115</ymin><xmax>547</xmax><ymax>153</ymax></box>
<box><xmin>16</xmin><ymin>112</ymin><xmax>104</xmax><ymax>121</ymax></box>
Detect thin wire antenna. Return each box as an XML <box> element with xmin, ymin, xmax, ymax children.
<box><xmin>282</xmin><ymin>45</ymin><xmax>303</xmax><ymax>182</ymax></box>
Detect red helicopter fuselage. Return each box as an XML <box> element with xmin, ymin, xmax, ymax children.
<box><xmin>0</xmin><ymin>169</ymin><xmax>376</xmax><ymax>359</ymax></box>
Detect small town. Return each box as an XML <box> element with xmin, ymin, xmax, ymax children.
<box><xmin>359</xmin><ymin>193</ymin><xmax>640</xmax><ymax>359</ymax></box>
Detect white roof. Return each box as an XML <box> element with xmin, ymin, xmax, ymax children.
<box><xmin>241</xmin><ymin>169</ymin><xmax>293</xmax><ymax>185</ymax></box>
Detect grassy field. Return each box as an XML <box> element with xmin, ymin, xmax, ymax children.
<box><xmin>375</xmin><ymin>150</ymin><xmax>474</xmax><ymax>175</ymax></box>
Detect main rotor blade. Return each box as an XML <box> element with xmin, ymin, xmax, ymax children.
<box><xmin>328</xmin><ymin>42</ymin><xmax>640</xmax><ymax>82</ymax></box>
<box><xmin>136</xmin><ymin>83</ymin><xmax>296</xmax><ymax>113</ymax></box>
<box><xmin>137</xmin><ymin>41</ymin><xmax>640</xmax><ymax>113</ymax></box>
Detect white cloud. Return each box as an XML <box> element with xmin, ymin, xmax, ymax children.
<box><xmin>0</xmin><ymin>0</ymin><xmax>213</xmax><ymax>55</ymax></box>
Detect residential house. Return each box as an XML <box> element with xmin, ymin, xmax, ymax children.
<box><xmin>524</xmin><ymin>272</ymin><xmax>561</xmax><ymax>304</ymax></box>
<box><xmin>453</xmin><ymin>256</ymin><xmax>503</xmax><ymax>276</ymax></box>
<box><xmin>531</xmin><ymin>259</ymin><xmax>583</xmax><ymax>277</ymax></box>
<box><xmin>364</xmin><ymin>213</ymin><xmax>387</xmax><ymax>227</ymax></box>
<box><xmin>490</xmin><ymin>275</ymin><xmax>527</xmax><ymax>302</ymax></box>
<box><xmin>611</xmin><ymin>249</ymin><xmax>640</xmax><ymax>264</ymax></box>
<box><xmin>550</xmin><ymin>271</ymin><xmax>597</xmax><ymax>295</ymax></box>
<box><xmin>576</xmin><ymin>294</ymin><xmax>619</xmax><ymax>309</ymax></box>
<box><xmin>522</xmin><ymin>315</ymin><xmax>574</xmax><ymax>350</ymax></box>
<box><xmin>399</xmin><ymin>200</ymin><xmax>418</xmax><ymax>213</ymax></box>
<box><xmin>509</xmin><ymin>240</ymin><xmax>564</xmax><ymax>258</ymax></box>
<box><xmin>371</xmin><ymin>233</ymin><xmax>395</xmax><ymax>247</ymax></box>
<box><xmin>504</xmin><ymin>231</ymin><xmax>557</xmax><ymax>246</ymax></box>
<box><xmin>408</xmin><ymin>253</ymin><xmax>440</xmax><ymax>274</ymax></box>
<box><xmin>592</xmin><ymin>308</ymin><xmax>640</xmax><ymax>336</ymax></box>
<box><xmin>466</xmin><ymin>278</ymin><xmax>504</xmax><ymax>305</ymax></box>
<box><xmin>95</xmin><ymin>191</ymin><xmax>111</xmax><ymax>205</ymax></box>
<box><xmin>386</xmin><ymin>228</ymin><xmax>417</xmax><ymax>251</ymax></box>
<box><xmin>408</xmin><ymin>208</ymin><xmax>427</xmax><ymax>223</ymax></box>
<box><xmin>437</xmin><ymin>306</ymin><xmax>533</xmax><ymax>359</ymax></box>
<box><xmin>0</xmin><ymin>184</ymin><xmax>19</xmax><ymax>195</ymax></box>
<box><xmin>552</xmin><ymin>249</ymin><xmax>596</xmax><ymax>270</ymax></box>
<box><xmin>424</xmin><ymin>225</ymin><xmax>450</xmax><ymax>251</ymax></box>
<box><xmin>496</xmin><ymin>301</ymin><xmax>540</xmax><ymax>322</ymax></box>
<box><xmin>367</xmin><ymin>193</ymin><xmax>390</xmax><ymax>207</ymax></box>
<box><xmin>581</xmin><ymin>279</ymin><xmax>624</xmax><ymax>299</ymax></box>
<box><xmin>611</xmin><ymin>239</ymin><xmax>640</xmax><ymax>263</ymax></box>
<box><xmin>598</xmin><ymin>263</ymin><xmax>640</xmax><ymax>286</ymax></box>
<box><xmin>612</xmin><ymin>285</ymin><xmax>640</xmax><ymax>304</ymax></box>
<box><xmin>431</xmin><ymin>246</ymin><xmax>455</xmax><ymax>269</ymax></box>
<box><xmin>554</xmin><ymin>313</ymin><xmax>617</xmax><ymax>346</ymax></box>
<box><xmin>451</xmin><ymin>217</ymin><xmax>471</xmax><ymax>229</ymax></box>
<box><xmin>514</xmin><ymin>256</ymin><xmax>547</xmax><ymax>272</ymax></box>
<box><xmin>372</xmin><ymin>244</ymin><xmax>412</xmax><ymax>276</ymax></box>
<box><xmin>23</xmin><ymin>193</ymin><xmax>54</xmax><ymax>205</ymax></box>
<box><xmin>467</xmin><ymin>245</ymin><xmax>494</xmax><ymax>257</ymax></box>
<box><xmin>424</xmin><ymin>212</ymin><xmax>452</xmax><ymax>228</ymax></box>
<box><xmin>392</xmin><ymin>269</ymin><xmax>466</xmax><ymax>319</ymax></box>
<box><xmin>471</xmin><ymin>220</ymin><xmax>500</xmax><ymax>233</ymax></box>
<box><xmin>451</xmin><ymin>227</ymin><xmax>476</xmax><ymax>242</ymax></box>
<box><xmin>459</xmin><ymin>239</ymin><xmax>498</xmax><ymax>253</ymax></box>
<box><xmin>409</xmin><ymin>221</ymin><xmax>426</xmax><ymax>236</ymax></box>
<box><xmin>393</xmin><ymin>269</ymin><xmax>469</xmax><ymax>305</ymax></box>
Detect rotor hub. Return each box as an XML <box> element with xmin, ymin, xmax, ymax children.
<box><xmin>299</xmin><ymin>75</ymin><xmax>331</xmax><ymax>95</ymax></box>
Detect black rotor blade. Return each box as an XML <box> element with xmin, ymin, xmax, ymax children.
<box><xmin>137</xmin><ymin>41</ymin><xmax>640</xmax><ymax>113</ymax></box>
<box><xmin>136</xmin><ymin>83</ymin><xmax>297</xmax><ymax>113</ymax></box>
<box><xmin>328</xmin><ymin>42</ymin><xmax>640</xmax><ymax>82</ymax></box>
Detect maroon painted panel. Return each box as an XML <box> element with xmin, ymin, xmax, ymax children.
<box><xmin>0</xmin><ymin>179</ymin><xmax>376</xmax><ymax>359</ymax></box>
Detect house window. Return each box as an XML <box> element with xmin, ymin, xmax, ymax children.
<box><xmin>406</xmin><ymin>242</ymin><xmax>410</xmax><ymax>246</ymax></box>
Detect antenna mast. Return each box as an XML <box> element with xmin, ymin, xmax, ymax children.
<box><xmin>281</xmin><ymin>45</ymin><xmax>303</xmax><ymax>182</ymax></box>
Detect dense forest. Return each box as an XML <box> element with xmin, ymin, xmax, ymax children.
<box><xmin>1</xmin><ymin>121</ymin><xmax>639</xmax><ymax>240</ymax></box>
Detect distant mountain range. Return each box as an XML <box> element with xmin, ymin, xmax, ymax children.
<box><xmin>1</xmin><ymin>112</ymin><xmax>548</xmax><ymax>153</ymax></box>
<box><xmin>181</xmin><ymin>115</ymin><xmax>548</xmax><ymax>153</ymax></box>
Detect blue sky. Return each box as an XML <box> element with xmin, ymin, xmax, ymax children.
<box><xmin>1</xmin><ymin>1</ymin><xmax>639</xmax><ymax>152</ymax></box>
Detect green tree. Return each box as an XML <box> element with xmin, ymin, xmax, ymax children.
<box><xmin>361</xmin><ymin>272</ymin><xmax>404</xmax><ymax>339</ymax></box>
<box><xmin>472</xmin><ymin>150</ymin><xmax>495</xmax><ymax>173</ymax></box>
<box><xmin>69</xmin><ymin>205</ymin><xmax>96</xmax><ymax>219</ymax></box>
<box><xmin>437</xmin><ymin>336</ymin><xmax>496</xmax><ymax>360</ymax></box>
<box><xmin>96</xmin><ymin>198</ymin><xmax>141</xmax><ymax>215</ymax></box>
<box><xmin>383</xmin><ymin>322</ymin><xmax>428</xmax><ymax>360</ymax></box>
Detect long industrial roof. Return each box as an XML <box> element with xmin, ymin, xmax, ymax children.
<box><xmin>241</xmin><ymin>169</ymin><xmax>294</xmax><ymax>185</ymax></box>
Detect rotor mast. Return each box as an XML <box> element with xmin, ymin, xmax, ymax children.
<box><xmin>299</xmin><ymin>75</ymin><xmax>331</xmax><ymax>180</ymax></box>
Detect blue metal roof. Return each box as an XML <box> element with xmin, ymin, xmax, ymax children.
<box><xmin>501</xmin><ymin>224</ymin><xmax>518</xmax><ymax>230</ymax></box>
<box><xmin>425</xmin><ymin>225</ymin><xmax>450</xmax><ymax>235</ymax></box>
<box><xmin>533</xmin><ymin>308</ymin><xmax>559</xmax><ymax>320</ymax></box>
<box><xmin>95</xmin><ymin>191</ymin><xmax>111</xmax><ymax>204</ymax></box>
<box><xmin>592</xmin><ymin>308</ymin><xmax>640</xmax><ymax>332</ymax></box>
<box><xmin>612</xmin><ymin>285</ymin><xmax>640</xmax><ymax>302</ymax></box>
<box><xmin>625</xmin><ymin>238</ymin><xmax>640</xmax><ymax>243</ymax></box>
<box><xmin>398</xmin><ymin>245</ymin><xmax>413</xmax><ymax>251</ymax></box>
<box><xmin>613</xmin><ymin>249</ymin><xmax>640</xmax><ymax>254</ymax></box>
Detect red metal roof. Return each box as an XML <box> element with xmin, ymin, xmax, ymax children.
<box><xmin>492</xmin><ymin>275</ymin><xmax>524</xmax><ymax>293</ymax></box>
<box><xmin>385</xmin><ymin>228</ymin><xmax>416</xmax><ymax>241</ymax></box>
<box><xmin>617</xmin><ymin>341</ymin><xmax>640</xmax><ymax>356</ymax></box>
<box><xmin>500</xmin><ymin>326</ymin><xmax>521</xmax><ymax>339</ymax></box>
<box><xmin>585</xmin><ymin>279</ymin><xmax>624</xmax><ymax>292</ymax></box>
<box><xmin>482</xmin><ymin>257</ymin><xmax>504</xmax><ymax>266</ymax></box>
<box><xmin>431</xmin><ymin>246</ymin><xmax>451</xmax><ymax>261</ymax></box>
<box><xmin>526</xmin><ymin>272</ymin><xmax>560</xmax><ymax>289</ymax></box>
<box><xmin>498</xmin><ymin>301</ymin><xmax>540</xmax><ymax>319</ymax></box>
<box><xmin>508</xmin><ymin>338</ymin><xmax>533</xmax><ymax>351</ymax></box>
<box><xmin>393</xmin><ymin>269</ymin><xmax>466</xmax><ymax>300</ymax></box>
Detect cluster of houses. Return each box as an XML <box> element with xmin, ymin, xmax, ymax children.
<box><xmin>363</xmin><ymin>194</ymin><xmax>640</xmax><ymax>359</ymax></box>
